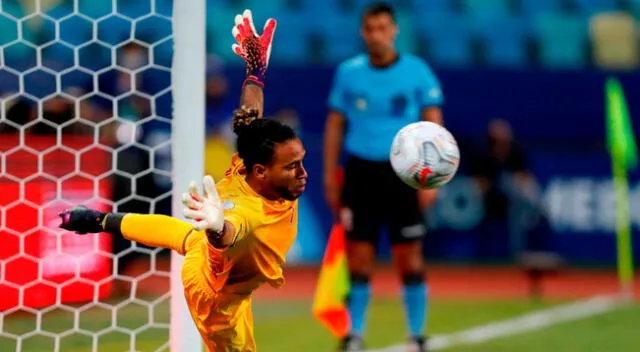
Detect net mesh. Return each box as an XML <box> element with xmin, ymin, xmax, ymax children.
<box><xmin>1</xmin><ymin>1</ymin><xmax>177</xmax><ymax>351</ymax></box>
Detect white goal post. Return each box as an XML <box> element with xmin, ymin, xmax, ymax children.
<box><xmin>170</xmin><ymin>0</ymin><xmax>205</xmax><ymax>351</ymax></box>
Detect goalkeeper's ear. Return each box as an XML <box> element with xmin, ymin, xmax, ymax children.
<box><xmin>253</xmin><ymin>163</ymin><xmax>267</xmax><ymax>181</ymax></box>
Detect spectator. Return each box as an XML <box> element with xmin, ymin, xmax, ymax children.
<box><xmin>470</xmin><ymin>118</ymin><xmax>542</xmax><ymax>259</ymax></box>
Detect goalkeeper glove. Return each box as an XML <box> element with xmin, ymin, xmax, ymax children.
<box><xmin>58</xmin><ymin>205</ymin><xmax>107</xmax><ymax>234</ymax></box>
<box><xmin>231</xmin><ymin>9</ymin><xmax>277</xmax><ymax>88</ymax></box>
<box><xmin>181</xmin><ymin>175</ymin><xmax>226</xmax><ymax>238</ymax></box>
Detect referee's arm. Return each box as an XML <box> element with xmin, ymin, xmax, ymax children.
<box><xmin>324</xmin><ymin>62</ymin><xmax>348</xmax><ymax>212</ymax></box>
<box><xmin>323</xmin><ymin>109</ymin><xmax>345</xmax><ymax>211</ymax></box>
<box><xmin>421</xmin><ymin>106</ymin><xmax>443</xmax><ymax>126</ymax></box>
<box><xmin>419</xmin><ymin>84</ymin><xmax>444</xmax><ymax>207</ymax></box>
<box><xmin>324</xmin><ymin>110</ymin><xmax>345</xmax><ymax>177</ymax></box>
<box><xmin>418</xmin><ymin>59</ymin><xmax>444</xmax><ymax>126</ymax></box>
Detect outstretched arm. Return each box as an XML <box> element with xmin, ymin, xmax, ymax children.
<box><xmin>231</xmin><ymin>9</ymin><xmax>276</xmax><ymax>118</ymax></box>
<box><xmin>421</xmin><ymin>107</ymin><xmax>443</xmax><ymax>125</ymax></box>
<box><xmin>59</xmin><ymin>175</ymin><xmax>244</xmax><ymax>252</ymax></box>
<box><xmin>108</xmin><ymin>213</ymin><xmax>193</xmax><ymax>254</ymax></box>
<box><xmin>240</xmin><ymin>83</ymin><xmax>264</xmax><ymax>117</ymax></box>
<box><xmin>58</xmin><ymin>206</ymin><xmax>194</xmax><ymax>255</ymax></box>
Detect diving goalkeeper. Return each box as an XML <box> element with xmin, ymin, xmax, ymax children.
<box><xmin>58</xmin><ymin>10</ymin><xmax>308</xmax><ymax>352</ymax></box>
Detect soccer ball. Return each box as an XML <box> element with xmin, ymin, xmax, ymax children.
<box><xmin>390</xmin><ymin>121</ymin><xmax>460</xmax><ymax>190</ymax></box>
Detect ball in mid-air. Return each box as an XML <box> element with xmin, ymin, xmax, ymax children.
<box><xmin>390</xmin><ymin>121</ymin><xmax>460</xmax><ymax>190</ymax></box>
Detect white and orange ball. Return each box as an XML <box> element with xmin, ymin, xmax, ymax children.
<box><xmin>390</xmin><ymin>121</ymin><xmax>460</xmax><ymax>190</ymax></box>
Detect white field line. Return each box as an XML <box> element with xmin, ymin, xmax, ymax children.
<box><xmin>364</xmin><ymin>294</ymin><xmax>632</xmax><ymax>352</ymax></box>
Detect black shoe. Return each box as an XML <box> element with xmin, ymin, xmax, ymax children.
<box><xmin>407</xmin><ymin>336</ymin><xmax>428</xmax><ymax>352</ymax></box>
<box><xmin>338</xmin><ymin>335</ymin><xmax>364</xmax><ymax>352</ymax></box>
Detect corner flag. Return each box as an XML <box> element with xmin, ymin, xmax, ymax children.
<box><xmin>312</xmin><ymin>224</ymin><xmax>350</xmax><ymax>337</ymax></box>
<box><xmin>605</xmin><ymin>77</ymin><xmax>638</xmax><ymax>292</ymax></box>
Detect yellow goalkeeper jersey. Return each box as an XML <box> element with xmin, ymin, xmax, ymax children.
<box><xmin>118</xmin><ymin>154</ymin><xmax>299</xmax><ymax>351</ymax></box>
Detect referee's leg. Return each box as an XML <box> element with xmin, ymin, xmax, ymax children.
<box><xmin>389</xmin><ymin>183</ymin><xmax>429</xmax><ymax>350</ymax></box>
<box><xmin>340</xmin><ymin>207</ymin><xmax>379</xmax><ymax>348</ymax></box>
<box><xmin>339</xmin><ymin>159</ymin><xmax>380</xmax><ymax>350</ymax></box>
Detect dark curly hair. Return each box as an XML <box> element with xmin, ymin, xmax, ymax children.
<box><xmin>232</xmin><ymin>106</ymin><xmax>297</xmax><ymax>172</ymax></box>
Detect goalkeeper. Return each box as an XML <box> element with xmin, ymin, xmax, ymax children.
<box><xmin>58</xmin><ymin>10</ymin><xmax>308</xmax><ymax>352</ymax></box>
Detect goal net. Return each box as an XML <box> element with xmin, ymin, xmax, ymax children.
<box><xmin>1</xmin><ymin>0</ymin><xmax>204</xmax><ymax>350</ymax></box>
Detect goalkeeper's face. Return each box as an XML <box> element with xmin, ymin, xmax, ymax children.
<box><xmin>263</xmin><ymin>138</ymin><xmax>308</xmax><ymax>201</ymax></box>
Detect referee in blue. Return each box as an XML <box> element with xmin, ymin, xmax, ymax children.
<box><xmin>323</xmin><ymin>3</ymin><xmax>443</xmax><ymax>351</ymax></box>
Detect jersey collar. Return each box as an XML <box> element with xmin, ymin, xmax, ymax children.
<box><xmin>368</xmin><ymin>52</ymin><xmax>401</xmax><ymax>70</ymax></box>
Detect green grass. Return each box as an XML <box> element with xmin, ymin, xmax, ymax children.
<box><xmin>446</xmin><ymin>303</ymin><xmax>640</xmax><ymax>352</ymax></box>
<box><xmin>1</xmin><ymin>297</ymin><xmax>638</xmax><ymax>352</ymax></box>
<box><xmin>254</xmin><ymin>298</ymin><xmax>556</xmax><ymax>351</ymax></box>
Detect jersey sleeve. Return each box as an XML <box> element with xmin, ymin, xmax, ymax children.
<box><xmin>115</xmin><ymin>214</ymin><xmax>194</xmax><ymax>255</ymax></box>
<box><xmin>416</xmin><ymin>60</ymin><xmax>444</xmax><ymax>107</ymax></box>
<box><xmin>328</xmin><ymin>64</ymin><xmax>348</xmax><ymax>113</ymax></box>
<box><xmin>202</xmin><ymin>194</ymin><xmax>259</xmax><ymax>255</ymax></box>
<box><xmin>171</xmin><ymin>204</ymin><xmax>253</xmax><ymax>257</ymax></box>
<box><xmin>202</xmin><ymin>197</ymin><xmax>260</xmax><ymax>291</ymax></box>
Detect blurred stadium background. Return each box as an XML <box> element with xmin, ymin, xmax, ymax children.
<box><xmin>1</xmin><ymin>0</ymin><xmax>640</xmax><ymax>351</ymax></box>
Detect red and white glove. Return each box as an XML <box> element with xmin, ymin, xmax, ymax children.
<box><xmin>231</xmin><ymin>9</ymin><xmax>276</xmax><ymax>88</ymax></box>
<box><xmin>181</xmin><ymin>175</ymin><xmax>225</xmax><ymax>236</ymax></box>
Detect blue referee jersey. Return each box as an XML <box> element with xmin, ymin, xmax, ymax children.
<box><xmin>328</xmin><ymin>53</ymin><xmax>443</xmax><ymax>161</ymax></box>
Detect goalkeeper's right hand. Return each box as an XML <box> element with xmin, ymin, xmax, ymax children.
<box><xmin>181</xmin><ymin>175</ymin><xmax>225</xmax><ymax>237</ymax></box>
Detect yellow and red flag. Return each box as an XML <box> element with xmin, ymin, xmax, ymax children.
<box><xmin>312</xmin><ymin>224</ymin><xmax>350</xmax><ymax>337</ymax></box>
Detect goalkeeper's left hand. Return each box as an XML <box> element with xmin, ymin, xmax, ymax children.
<box><xmin>181</xmin><ymin>175</ymin><xmax>225</xmax><ymax>237</ymax></box>
<box><xmin>231</xmin><ymin>9</ymin><xmax>276</xmax><ymax>88</ymax></box>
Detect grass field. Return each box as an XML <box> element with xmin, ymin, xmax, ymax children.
<box><xmin>2</xmin><ymin>265</ymin><xmax>639</xmax><ymax>351</ymax></box>
<box><xmin>443</xmin><ymin>302</ymin><xmax>640</xmax><ymax>352</ymax></box>
<box><xmin>1</xmin><ymin>297</ymin><xmax>638</xmax><ymax>352</ymax></box>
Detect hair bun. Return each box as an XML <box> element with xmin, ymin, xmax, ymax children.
<box><xmin>232</xmin><ymin>106</ymin><xmax>260</xmax><ymax>136</ymax></box>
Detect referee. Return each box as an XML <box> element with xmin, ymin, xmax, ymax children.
<box><xmin>323</xmin><ymin>3</ymin><xmax>444</xmax><ymax>351</ymax></box>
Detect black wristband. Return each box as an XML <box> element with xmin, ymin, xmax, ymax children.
<box><xmin>104</xmin><ymin>213</ymin><xmax>126</xmax><ymax>237</ymax></box>
<box><xmin>206</xmin><ymin>223</ymin><xmax>226</xmax><ymax>240</ymax></box>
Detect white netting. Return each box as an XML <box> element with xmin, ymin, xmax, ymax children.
<box><xmin>0</xmin><ymin>1</ymin><xmax>180</xmax><ymax>351</ymax></box>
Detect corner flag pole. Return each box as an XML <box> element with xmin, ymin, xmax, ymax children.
<box><xmin>605</xmin><ymin>77</ymin><xmax>637</xmax><ymax>296</ymax></box>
